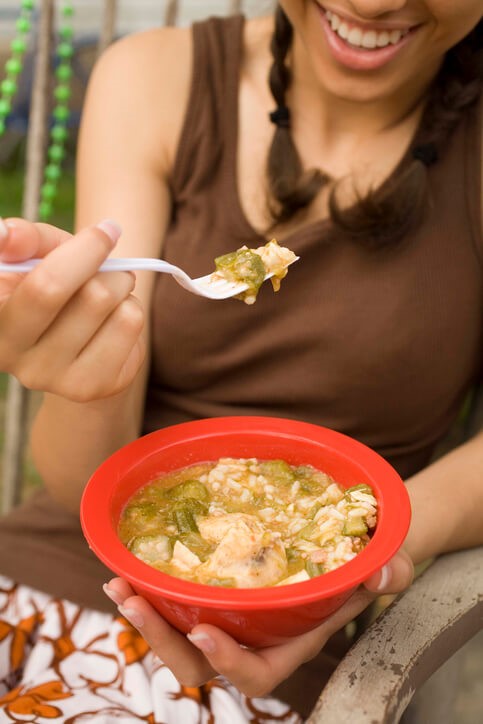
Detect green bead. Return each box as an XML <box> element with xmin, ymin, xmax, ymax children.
<box><xmin>39</xmin><ymin>201</ymin><xmax>53</xmax><ymax>220</ymax></box>
<box><xmin>59</xmin><ymin>26</ymin><xmax>74</xmax><ymax>40</ymax></box>
<box><xmin>62</xmin><ymin>4</ymin><xmax>74</xmax><ymax>17</ymax></box>
<box><xmin>1</xmin><ymin>79</ymin><xmax>17</xmax><ymax>97</ymax></box>
<box><xmin>16</xmin><ymin>17</ymin><xmax>31</xmax><ymax>34</ymax></box>
<box><xmin>51</xmin><ymin>125</ymin><xmax>68</xmax><ymax>142</ymax></box>
<box><xmin>0</xmin><ymin>99</ymin><xmax>12</xmax><ymax>117</ymax></box>
<box><xmin>41</xmin><ymin>182</ymin><xmax>57</xmax><ymax>201</ymax></box>
<box><xmin>45</xmin><ymin>164</ymin><xmax>61</xmax><ymax>181</ymax></box>
<box><xmin>57</xmin><ymin>42</ymin><xmax>74</xmax><ymax>59</ymax></box>
<box><xmin>21</xmin><ymin>0</ymin><xmax>35</xmax><ymax>10</ymax></box>
<box><xmin>11</xmin><ymin>38</ymin><xmax>27</xmax><ymax>54</ymax></box>
<box><xmin>53</xmin><ymin>105</ymin><xmax>70</xmax><ymax>122</ymax></box>
<box><xmin>54</xmin><ymin>84</ymin><xmax>71</xmax><ymax>102</ymax></box>
<box><xmin>55</xmin><ymin>64</ymin><xmax>73</xmax><ymax>82</ymax></box>
<box><xmin>48</xmin><ymin>144</ymin><xmax>65</xmax><ymax>162</ymax></box>
<box><xmin>6</xmin><ymin>58</ymin><xmax>23</xmax><ymax>75</ymax></box>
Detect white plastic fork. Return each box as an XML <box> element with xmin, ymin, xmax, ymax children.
<box><xmin>0</xmin><ymin>256</ymin><xmax>299</xmax><ymax>300</ymax></box>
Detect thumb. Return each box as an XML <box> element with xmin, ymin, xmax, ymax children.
<box><xmin>0</xmin><ymin>217</ymin><xmax>72</xmax><ymax>263</ymax></box>
<box><xmin>363</xmin><ymin>548</ymin><xmax>414</xmax><ymax>595</ymax></box>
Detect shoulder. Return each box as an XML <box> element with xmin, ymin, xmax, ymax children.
<box><xmin>83</xmin><ymin>26</ymin><xmax>193</xmax><ymax>175</ymax></box>
<box><xmin>91</xmin><ymin>25</ymin><xmax>192</xmax><ymax>93</ymax></box>
<box><xmin>242</xmin><ymin>15</ymin><xmax>274</xmax><ymax>68</ymax></box>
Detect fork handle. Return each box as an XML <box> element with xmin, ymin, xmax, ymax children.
<box><xmin>0</xmin><ymin>257</ymin><xmax>180</xmax><ymax>274</ymax></box>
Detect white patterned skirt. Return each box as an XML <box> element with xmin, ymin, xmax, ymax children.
<box><xmin>0</xmin><ymin>575</ymin><xmax>301</xmax><ymax>724</ymax></box>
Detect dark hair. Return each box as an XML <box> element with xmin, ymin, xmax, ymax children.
<box><xmin>266</xmin><ymin>7</ymin><xmax>483</xmax><ymax>247</ymax></box>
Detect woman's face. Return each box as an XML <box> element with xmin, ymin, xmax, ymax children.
<box><xmin>279</xmin><ymin>1</ymin><xmax>482</xmax><ymax>103</ymax></box>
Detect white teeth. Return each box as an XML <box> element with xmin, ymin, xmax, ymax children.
<box><xmin>376</xmin><ymin>31</ymin><xmax>390</xmax><ymax>47</ymax></box>
<box><xmin>389</xmin><ymin>29</ymin><xmax>402</xmax><ymax>44</ymax></box>
<box><xmin>325</xmin><ymin>10</ymin><xmax>408</xmax><ymax>50</ymax></box>
<box><xmin>347</xmin><ymin>27</ymin><xmax>363</xmax><ymax>46</ymax></box>
<box><xmin>337</xmin><ymin>21</ymin><xmax>349</xmax><ymax>40</ymax></box>
<box><xmin>361</xmin><ymin>31</ymin><xmax>377</xmax><ymax>49</ymax></box>
<box><xmin>329</xmin><ymin>14</ymin><xmax>340</xmax><ymax>31</ymax></box>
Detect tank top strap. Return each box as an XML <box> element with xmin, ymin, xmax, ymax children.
<box><xmin>170</xmin><ymin>15</ymin><xmax>245</xmax><ymax>200</ymax></box>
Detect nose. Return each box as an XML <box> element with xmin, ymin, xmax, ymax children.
<box><xmin>346</xmin><ymin>0</ymin><xmax>407</xmax><ymax>19</ymax></box>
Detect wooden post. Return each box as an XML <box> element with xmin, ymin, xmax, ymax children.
<box><xmin>97</xmin><ymin>0</ymin><xmax>118</xmax><ymax>58</ymax></box>
<box><xmin>1</xmin><ymin>0</ymin><xmax>55</xmax><ymax>515</ymax></box>
<box><xmin>228</xmin><ymin>0</ymin><xmax>243</xmax><ymax>13</ymax></box>
<box><xmin>164</xmin><ymin>0</ymin><xmax>179</xmax><ymax>27</ymax></box>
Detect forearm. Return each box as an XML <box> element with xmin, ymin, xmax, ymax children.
<box><xmin>404</xmin><ymin>429</ymin><xmax>483</xmax><ymax>565</ymax></box>
<box><xmin>30</xmin><ymin>370</ymin><xmax>147</xmax><ymax>513</ymax></box>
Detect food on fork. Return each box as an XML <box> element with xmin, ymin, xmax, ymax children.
<box><xmin>212</xmin><ymin>238</ymin><xmax>298</xmax><ymax>304</ymax></box>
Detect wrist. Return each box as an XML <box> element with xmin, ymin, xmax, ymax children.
<box><xmin>403</xmin><ymin>470</ymin><xmax>462</xmax><ymax>566</ymax></box>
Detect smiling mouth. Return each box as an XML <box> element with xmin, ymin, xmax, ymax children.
<box><xmin>322</xmin><ymin>7</ymin><xmax>418</xmax><ymax>51</ymax></box>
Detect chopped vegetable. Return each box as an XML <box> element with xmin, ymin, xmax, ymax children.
<box><xmin>342</xmin><ymin>517</ymin><xmax>368</xmax><ymax>536</ymax></box>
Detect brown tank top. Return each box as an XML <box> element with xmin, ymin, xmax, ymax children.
<box><xmin>0</xmin><ymin>15</ymin><xmax>481</xmax><ymax>614</ymax></box>
<box><xmin>144</xmin><ymin>15</ymin><xmax>483</xmax><ymax>481</ymax></box>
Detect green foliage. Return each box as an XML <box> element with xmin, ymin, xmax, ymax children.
<box><xmin>0</xmin><ymin>165</ymin><xmax>75</xmax><ymax>231</ymax></box>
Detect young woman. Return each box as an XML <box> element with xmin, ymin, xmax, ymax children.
<box><xmin>0</xmin><ymin>2</ymin><xmax>481</xmax><ymax>721</ymax></box>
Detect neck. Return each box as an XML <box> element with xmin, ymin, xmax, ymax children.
<box><xmin>289</xmin><ymin>35</ymin><xmax>440</xmax><ymax>141</ymax></box>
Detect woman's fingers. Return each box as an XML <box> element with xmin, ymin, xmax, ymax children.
<box><xmin>0</xmin><ymin>221</ymin><xmax>121</xmax><ymax>361</ymax></box>
<box><xmin>64</xmin><ymin>294</ymin><xmax>145</xmax><ymax>400</ymax></box>
<box><xmin>27</xmin><ymin>271</ymin><xmax>137</xmax><ymax>370</ymax></box>
<box><xmin>0</xmin><ymin>217</ymin><xmax>72</xmax><ymax>262</ymax></box>
<box><xmin>103</xmin><ymin>577</ymin><xmax>136</xmax><ymax>606</ymax></box>
<box><xmin>0</xmin><ymin>218</ymin><xmax>147</xmax><ymax>399</ymax></box>
<box><xmin>363</xmin><ymin>547</ymin><xmax>414</xmax><ymax>595</ymax></box>
<box><xmin>103</xmin><ymin>580</ymin><xmax>217</xmax><ymax>686</ymax></box>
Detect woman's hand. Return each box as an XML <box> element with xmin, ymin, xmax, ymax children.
<box><xmin>0</xmin><ymin>217</ymin><xmax>145</xmax><ymax>401</ymax></box>
<box><xmin>103</xmin><ymin>549</ymin><xmax>413</xmax><ymax>697</ymax></box>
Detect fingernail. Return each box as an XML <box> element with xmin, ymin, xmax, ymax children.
<box><xmin>187</xmin><ymin>632</ymin><xmax>216</xmax><ymax>654</ymax></box>
<box><xmin>102</xmin><ymin>583</ymin><xmax>124</xmax><ymax>607</ymax></box>
<box><xmin>118</xmin><ymin>606</ymin><xmax>144</xmax><ymax>628</ymax></box>
<box><xmin>375</xmin><ymin>564</ymin><xmax>392</xmax><ymax>592</ymax></box>
<box><xmin>96</xmin><ymin>219</ymin><xmax>122</xmax><ymax>244</ymax></box>
<box><xmin>0</xmin><ymin>218</ymin><xmax>9</xmax><ymax>240</ymax></box>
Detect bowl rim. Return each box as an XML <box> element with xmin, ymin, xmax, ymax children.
<box><xmin>80</xmin><ymin>416</ymin><xmax>411</xmax><ymax>609</ymax></box>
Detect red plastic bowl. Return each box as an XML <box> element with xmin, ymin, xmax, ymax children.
<box><xmin>80</xmin><ymin>416</ymin><xmax>411</xmax><ymax>647</ymax></box>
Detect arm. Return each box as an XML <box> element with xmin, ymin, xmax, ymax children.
<box><xmin>404</xmin><ymin>429</ymin><xmax>483</xmax><ymax>565</ymax></box>
<box><xmin>24</xmin><ymin>27</ymin><xmax>192</xmax><ymax>512</ymax></box>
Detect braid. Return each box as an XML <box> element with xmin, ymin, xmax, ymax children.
<box><xmin>266</xmin><ymin>5</ymin><xmax>327</xmax><ymax>226</ymax></box>
<box><xmin>268</xmin><ymin>6</ymin><xmax>292</xmax><ymax>109</ymax></box>
<box><xmin>265</xmin><ymin>9</ymin><xmax>482</xmax><ymax>247</ymax></box>
<box><xmin>328</xmin><ymin>20</ymin><xmax>482</xmax><ymax>247</ymax></box>
<box><xmin>415</xmin><ymin>22</ymin><xmax>482</xmax><ymax>152</ymax></box>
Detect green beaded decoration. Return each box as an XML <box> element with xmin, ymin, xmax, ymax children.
<box><xmin>0</xmin><ymin>0</ymin><xmax>36</xmax><ymax>138</ymax></box>
<box><xmin>39</xmin><ymin>1</ymin><xmax>75</xmax><ymax>221</ymax></box>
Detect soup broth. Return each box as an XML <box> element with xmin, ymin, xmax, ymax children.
<box><xmin>118</xmin><ymin>458</ymin><xmax>378</xmax><ymax>588</ymax></box>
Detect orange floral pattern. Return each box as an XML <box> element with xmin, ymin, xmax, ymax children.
<box><xmin>0</xmin><ymin>575</ymin><xmax>301</xmax><ymax>724</ymax></box>
<box><xmin>1</xmin><ymin>681</ymin><xmax>71</xmax><ymax>719</ymax></box>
